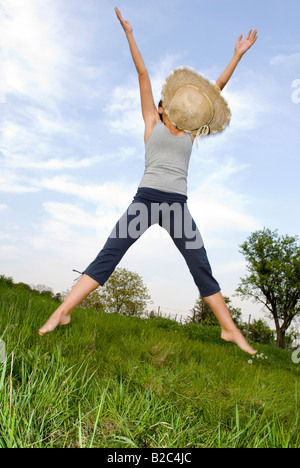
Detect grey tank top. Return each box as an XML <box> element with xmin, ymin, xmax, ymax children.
<box><xmin>138</xmin><ymin>120</ymin><xmax>193</xmax><ymax>196</ymax></box>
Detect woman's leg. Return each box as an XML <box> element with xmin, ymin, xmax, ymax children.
<box><xmin>39</xmin><ymin>196</ymin><xmax>151</xmax><ymax>336</ymax></box>
<box><xmin>203</xmin><ymin>292</ymin><xmax>257</xmax><ymax>355</ymax></box>
<box><xmin>38</xmin><ymin>274</ymin><xmax>99</xmax><ymax>336</ymax></box>
<box><xmin>166</xmin><ymin>204</ymin><xmax>257</xmax><ymax>355</ymax></box>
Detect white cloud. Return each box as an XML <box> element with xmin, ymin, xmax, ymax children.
<box><xmin>0</xmin><ymin>0</ymin><xmax>93</xmax><ymax>107</ymax></box>
<box><xmin>187</xmin><ymin>156</ymin><xmax>260</xmax><ymax>238</ymax></box>
<box><xmin>223</xmin><ymin>85</ymin><xmax>268</xmax><ymax>132</ymax></box>
<box><xmin>0</xmin><ymin>244</ymin><xmax>21</xmax><ymax>257</ymax></box>
<box><xmin>0</xmin><ymin>0</ymin><xmax>68</xmax><ymax>102</ymax></box>
<box><xmin>34</xmin><ymin>176</ymin><xmax>136</xmax><ymax>207</ymax></box>
<box><xmin>40</xmin><ymin>201</ymin><xmax>125</xmax><ymax>244</ymax></box>
<box><xmin>32</xmin><ymin>220</ymin><xmax>73</xmax><ymax>248</ymax></box>
<box><xmin>188</xmin><ymin>191</ymin><xmax>259</xmax><ymax>245</ymax></box>
<box><xmin>104</xmin><ymin>78</ymin><xmax>145</xmax><ymax>137</ymax></box>
<box><xmin>0</xmin><ymin>0</ymin><xmax>107</xmax><ymax>180</ymax></box>
<box><xmin>215</xmin><ymin>261</ymin><xmax>246</xmax><ymax>275</ymax></box>
<box><xmin>2</xmin><ymin>150</ymin><xmax>104</xmax><ymax>171</ymax></box>
<box><xmin>0</xmin><ymin>204</ymin><xmax>8</xmax><ymax>212</ymax></box>
<box><xmin>43</xmin><ymin>202</ymin><xmax>98</xmax><ymax>229</ymax></box>
<box><xmin>0</xmin><ymin>170</ymin><xmax>39</xmax><ymax>194</ymax></box>
<box><xmin>0</xmin><ymin>0</ymin><xmax>106</xmax><ymax>106</ymax></box>
<box><xmin>270</xmin><ymin>52</ymin><xmax>300</xmax><ymax>66</ymax></box>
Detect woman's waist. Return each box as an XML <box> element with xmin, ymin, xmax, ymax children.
<box><xmin>133</xmin><ymin>187</ymin><xmax>188</xmax><ymax>204</ymax></box>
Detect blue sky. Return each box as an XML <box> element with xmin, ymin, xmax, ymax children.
<box><xmin>0</xmin><ymin>0</ymin><xmax>299</xmax><ymax>322</ymax></box>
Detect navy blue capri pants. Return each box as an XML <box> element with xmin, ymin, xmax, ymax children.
<box><xmin>83</xmin><ymin>187</ymin><xmax>220</xmax><ymax>298</ymax></box>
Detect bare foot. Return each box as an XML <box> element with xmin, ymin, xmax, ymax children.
<box><xmin>38</xmin><ymin>274</ymin><xmax>100</xmax><ymax>336</ymax></box>
<box><xmin>221</xmin><ymin>328</ymin><xmax>257</xmax><ymax>355</ymax></box>
<box><xmin>38</xmin><ymin>308</ymin><xmax>71</xmax><ymax>336</ymax></box>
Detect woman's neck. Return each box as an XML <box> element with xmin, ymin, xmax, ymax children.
<box><xmin>162</xmin><ymin>115</ymin><xmax>186</xmax><ymax>137</ymax></box>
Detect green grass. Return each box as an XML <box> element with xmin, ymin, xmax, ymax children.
<box><xmin>0</xmin><ymin>282</ymin><xmax>299</xmax><ymax>448</ymax></box>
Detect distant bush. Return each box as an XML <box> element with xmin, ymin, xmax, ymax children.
<box><xmin>0</xmin><ymin>275</ymin><xmax>58</xmax><ymax>300</ymax></box>
<box><xmin>240</xmin><ymin>319</ymin><xmax>275</xmax><ymax>346</ymax></box>
<box><xmin>15</xmin><ymin>282</ymin><xmax>32</xmax><ymax>291</ymax></box>
<box><xmin>0</xmin><ymin>275</ymin><xmax>14</xmax><ymax>288</ymax></box>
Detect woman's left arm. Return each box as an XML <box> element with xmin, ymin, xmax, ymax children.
<box><xmin>115</xmin><ymin>7</ymin><xmax>158</xmax><ymax>142</ymax></box>
<box><xmin>216</xmin><ymin>29</ymin><xmax>258</xmax><ymax>91</ymax></box>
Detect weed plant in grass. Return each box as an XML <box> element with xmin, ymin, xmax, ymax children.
<box><xmin>0</xmin><ymin>282</ymin><xmax>300</xmax><ymax>448</ymax></box>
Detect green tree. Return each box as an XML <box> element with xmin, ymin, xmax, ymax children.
<box><xmin>79</xmin><ymin>268</ymin><xmax>151</xmax><ymax>317</ymax></box>
<box><xmin>237</xmin><ymin>228</ymin><xmax>300</xmax><ymax>349</ymax></box>
<box><xmin>102</xmin><ymin>267</ymin><xmax>151</xmax><ymax>316</ymax></box>
<box><xmin>0</xmin><ymin>275</ymin><xmax>14</xmax><ymax>287</ymax></box>
<box><xmin>240</xmin><ymin>319</ymin><xmax>275</xmax><ymax>345</ymax></box>
<box><xmin>80</xmin><ymin>289</ymin><xmax>105</xmax><ymax>311</ymax></box>
<box><xmin>31</xmin><ymin>284</ymin><xmax>54</xmax><ymax>297</ymax></box>
<box><xmin>16</xmin><ymin>282</ymin><xmax>32</xmax><ymax>291</ymax></box>
<box><xmin>53</xmin><ymin>292</ymin><xmax>63</xmax><ymax>303</ymax></box>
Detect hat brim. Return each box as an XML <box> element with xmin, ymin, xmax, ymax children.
<box><xmin>161</xmin><ymin>66</ymin><xmax>231</xmax><ymax>136</ymax></box>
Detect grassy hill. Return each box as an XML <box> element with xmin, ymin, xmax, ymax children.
<box><xmin>0</xmin><ymin>280</ymin><xmax>299</xmax><ymax>448</ymax></box>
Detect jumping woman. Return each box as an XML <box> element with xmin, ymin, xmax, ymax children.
<box><xmin>39</xmin><ymin>7</ymin><xmax>258</xmax><ymax>356</ymax></box>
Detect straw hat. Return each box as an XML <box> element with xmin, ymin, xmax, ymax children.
<box><xmin>161</xmin><ymin>67</ymin><xmax>231</xmax><ymax>138</ymax></box>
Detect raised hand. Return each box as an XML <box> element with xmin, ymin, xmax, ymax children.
<box><xmin>235</xmin><ymin>29</ymin><xmax>258</xmax><ymax>57</ymax></box>
<box><xmin>115</xmin><ymin>6</ymin><xmax>133</xmax><ymax>34</ymax></box>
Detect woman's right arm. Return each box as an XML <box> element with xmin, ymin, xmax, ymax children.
<box><xmin>216</xmin><ymin>29</ymin><xmax>258</xmax><ymax>91</ymax></box>
<box><xmin>115</xmin><ymin>7</ymin><xmax>159</xmax><ymax>142</ymax></box>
